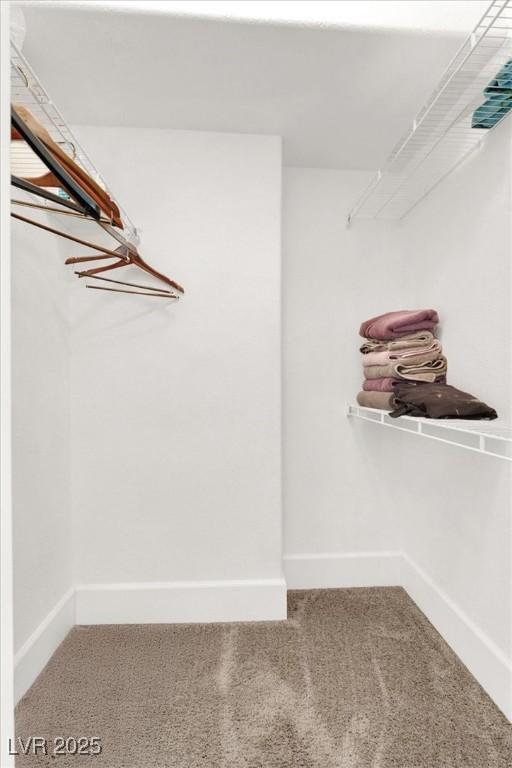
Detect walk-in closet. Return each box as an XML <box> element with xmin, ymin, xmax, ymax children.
<box><xmin>1</xmin><ymin>1</ymin><xmax>512</xmax><ymax>766</ymax></box>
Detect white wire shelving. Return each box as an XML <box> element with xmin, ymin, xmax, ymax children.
<box><xmin>11</xmin><ymin>42</ymin><xmax>139</xmax><ymax>246</ymax></box>
<box><xmin>347</xmin><ymin>0</ymin><xmax>512</xmax><ymax>224</ymax></box>
<box><xmin>346</xmin><ymin>404</ymin><xmax>512</xmax><ymax>461</ymax></box>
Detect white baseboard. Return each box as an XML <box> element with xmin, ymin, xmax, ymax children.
<box><xmin>75</xmin><ymin>577</ymin><xmax>287</xmax><ymax>625</ymax></box>
<box><xmin>401</xmin><ymin>552</ymin><xmax>512</xmax><ymax>721</ymax></box>
<box><xmin>283</xmin><ymin>550</ymin><xmax>402</xmax><ymax>589</ymax></box>
<box><xmin>14</xmin><ymin>587</ymin><xmax>75</xmax><ymax>704</ymax></box>
<box><xmin>284</xmin><ymin>549</ymin><xmax>511</xmax><ymax>721</ymax></box>
<box><xmin>13</xmin><ymin>559</ymin><xmax>512</xmax><ymax>723</ymax></box>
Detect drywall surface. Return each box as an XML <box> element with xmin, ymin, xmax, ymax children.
<box><xmin>70</xmin><ymin>127</ymin><xmax>283</xmax><ymax>596</ymax></box>
<box><xmin>11</xmin><ymin>209</ymin><xmax>73</xmax><ymax>656</ymax></box>
<box><xmin>282</xmin><ymin>167</ymin><xmax>407</xmax><ymax>559</ymax></box>
<box><xmin>393</xmin><ymin>117</ymin><xmax>512</xmax><ymax>660</ymax></box>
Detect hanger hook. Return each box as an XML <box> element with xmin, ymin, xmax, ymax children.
<box><xmin>15</xmin><ymin>64</ymin><xmax>29</xmax><ymax>89</ymax></box>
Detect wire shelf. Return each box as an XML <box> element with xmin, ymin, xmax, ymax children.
<box><xmin>347</xmin><ymin>0</ymin><xmax>512</xmax><ymax>223</ymax></box>
<box><xmin>346</xmin><ymin>403</ymin><xmax>512</xmax><ymax>461</ymax></box>
<box><xmin>10</xmin><ymin>41</ymin><xmax>139</xmax><ymax>246</ymax></box>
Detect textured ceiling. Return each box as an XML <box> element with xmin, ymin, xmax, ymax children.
<box><xmin>16</xmin><ymin>3</ymin><xmax>478</xmax><ymax>169</ymax></box>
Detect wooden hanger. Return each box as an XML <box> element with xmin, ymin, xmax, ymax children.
<box><xmin>12</xmin><ymin>107</ymin><xmax>100</xmax><ymax>221</ymax></box>
<box><xmin>87</xmin><ymin>285</ymin><xmax>177</xmax><ymax>298</ymax></box>
<box><xmin>11</xmin><ymin>197</ymin><xmax>112</xmax><ymax>223</ymax></box>
<box><xmin>12</xmin><ymin>104</ymin><xmax>122</xmax><ymax>227</ymax></box>
<box><xmin>73</xmin><ymin>246</ymin><xmax>184</xmax><ymax>292</ymax></box>
<box><xmin>12</xmin><ymin>176</ymin><xmax>88</xmax><ymax>215</ymax></box>
<box><xmin>11</xmin><ymin>106</ymin><xmax>185</xmax><ymax>298</ymax></box>
<box><xmin>11</xmin><ymin>211</ymin><xmax>130</xmax><ymax>260</ymax></box>
<box><xmin>78</xmin><ymin>273</ymin><xmax>178</xmax><ymax>299</ymax></box>
<box><xmin>11</xmin><ymin>210</ymin><xmax>184</xmax><ymax>295</ymax></box>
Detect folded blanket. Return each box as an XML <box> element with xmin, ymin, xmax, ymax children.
<box><xmin>359</xmin><ymin>309</ymin><xmax>439</xmax><ymax>340</ymax></box>
<box><xmin>487</xmin><ymin>59</ymin><xmax>512</xmax><ymax>90</ymax></box>
<box><xmin>364</xmin><ymin>356</ymin><xmax>448</xmax><ymax>382</ymax></box>
<box><xmin>362</xmin><ymin>376</ymin><xmax>446</xmax><ymax>393</ymax></box>
<box><xmin>472</xmin><ymin>60</ymin><xmax>512</xmax><ymax>130</ymax></box>
<box><xmin>362</xmin><ymin>378</ymin><xmax>400</xmax><ymax>393</ymax></box>
<box><xmin>360</xmin><ymin>331</ymin><xmax>434</xmax><ymax>354</ymax></box>
<box><xmin>356</xmin><ymin>391</ymin><xmax>398</xmax><ymax>410</ymax></box>
<box><xmin>362</xmin><ymin>342</ymin><xmax>442</xmax><ymax>368</ymax></box>
<box><xmin>472</xmin><ymin>92</ymin><xmax>512</xmax><ymax>129</ymax></box>
<box><xmin>389</xmin><ymin>382</ymin><xmax>497</xmax><ymax>420</ymax></box>
<box><xmin>394</xmin><ymin>356</ymin><xmax>448</xmax><ymax>382</ymax></box>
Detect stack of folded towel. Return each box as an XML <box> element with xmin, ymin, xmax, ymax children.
<box><xmin>356</xmin><ymin>309</ymin><xmax>497</xmax><ymax>419</ymax></box>
<box><xmin>357</xmin><ymin>309</ymin><xmax>445</xmax><ymax>411</ymax></box>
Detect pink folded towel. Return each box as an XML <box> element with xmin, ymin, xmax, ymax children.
<box><xmin>362</xmin><ymin>341</ymin><xmax>442</xmax><ymax>368</ymax></box>
<box><xmin>356</xmin><ymin>391</ymin><xmax>398</xmax><ymax>410</ymax></box>
<box><xmin>360</xmin><ymin>331</ymin><xmax>434</xmax><ymax>355</ymax></box>
<box><xmin>363</xmin><ymin>376</ymin><xmax>446</xmax><ymax>393</ymax></box>
<box><xmin>359</xmin><ymin>309</ymin><xmax>439</xmax><ymax>340</ymax></box>
<box><xmin>362</xmin><ymin>378</ymin><xmax>400</xmax><ymax>392</ymax></box>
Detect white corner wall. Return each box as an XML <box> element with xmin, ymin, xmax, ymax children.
<box><xmin>11</xmin><ymin>211</ymin><xmax>74</xmax><ymax>702</ymax></box>
<box><xmin>282</xmin><ymin>167</ymin><xmax>406</xmax><ymax>582</ymax></box>
<box><xmin>282</xmin><ymin>120</ymin><xmax>512</xmax><ymax>718</ymax></box>
<box><xmin>395</xmin><ymin>116</ymin><xmax>512</xmax><ymax>423</ymax></box>
<box><xmin>393</xmin><ymin>117</ymin><xmax>512</xmax><ymax>718</ymax></box>
<box><xmin>69</xmin><ymin>126</ymin><xmax>285</xmax><ymax>623</ymax></box>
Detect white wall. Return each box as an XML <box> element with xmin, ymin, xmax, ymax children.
<box><xmin>11</xmin><ymin>207</ymin><xmax>74</xmax><ymax>700</ymax></box>
<box><xmin>1</xmin><ymin>1</ymin><xmax>14</xmax><ymax>755</ymax></box>
<box><xmin>395</xmin><ymin>117</ymin><xmax>512</xmax><ymax>423</ymax></box>
<box><xmin>69</xmin><ymin>126</ymin><xmax>284</xmax><ymax>621</ymax></box>
<box><xmin>393</xmin><ymin>118</ymin><xmax>512</xmax><ymax>708</ymax></box>
<box><xmin>282</xmin><ymin>167</ymin><xmax>406</xmax><ymax>562</ymax></box>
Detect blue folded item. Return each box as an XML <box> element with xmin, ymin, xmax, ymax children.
<box><xmin>472</xmin><ymin>59</ymin><xmax>512</xmax><ymax>129</ymax></box>
<box><xmin>490</xmin><ymin>60</ymin><xmax>512</xmax><ymax>90</ymax></box>
<box><xmin>472</xmin><ymin>102</ymin><xmax>512</xmax><ymax>129</ymax></box>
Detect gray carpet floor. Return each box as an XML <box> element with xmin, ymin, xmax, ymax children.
<box><xmin>15</xmin><ymin>587</ymin><xmax>512</xmax><ymax>767</ymax></box>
